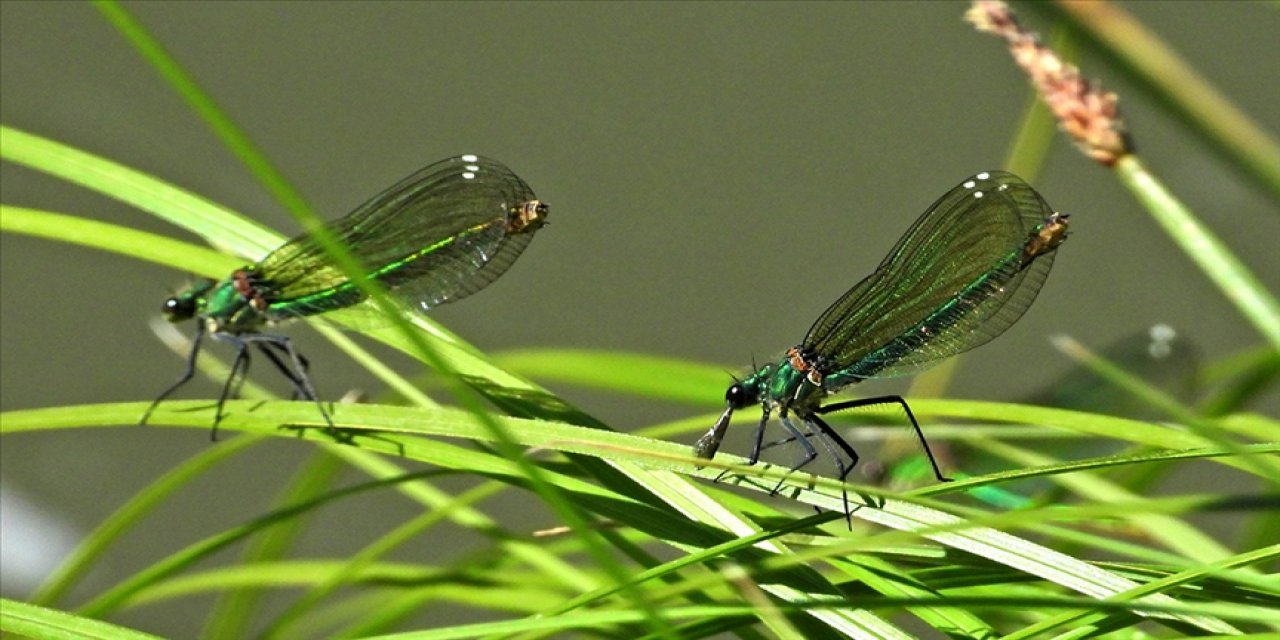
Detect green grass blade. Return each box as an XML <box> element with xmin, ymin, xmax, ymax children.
<box><xmin>0</xmin><ymin>206</ymin><xmax>242</xmax><ymax>273</ymax></box>
<box><xmin>70</xmin><ymin>469</ymin><xmax>449</xmax><ymax>619</ymax></box>
<box><xmin>201</xmin><ymin>449</ymin><xmax>346</xmax><ymax>640</ymax></box>
<box><xmin>0</xmin><ymin>597</ymin><xmax>163</xmax><ymax>640</ymax></box>
<box><xmin>494</xmin><ymin>348</ymin><xmax>730</xmax><ymax>406</ymax></box>
<box><xmin>259</xmin><ymin>482</ymin><xmax>507</xmax><ymax>638</ymax></box>
<box><xmin>91</xmin><ymin>0</ymin><xmax>315</xmax><ymax>225</ymax></box>
<box><xmin>325</xmin><ymin>448</ymin><xmax>599</xmax><ymax>595</ymax></box>
<box><xmin>0</xmin><ymin>126</ymin><xmax>278</xmax><ymax>257</ymax></box>
<box><xmin>829</xmin><ymin>554</ymin><xmax>996</xmax><ymax>638</ymax></box>
<box><xmin>969</xmin><ymin>437</ymin><xmax>1235</xmax><ymax>564</ymax></box>
<box><xmin>27</xmin><ymin>434</ymin><xmax>262</xmax><ymax>608</ymax></box>
<box><xmin>1115</xmin><ymin>155</ymin><xmax>1280</xmax><ymax>353</ymax></box>
<box><xmin>1003</xmin><ymin>544</ymin><xmax>1280</xmax><ymax>639</ymax></box>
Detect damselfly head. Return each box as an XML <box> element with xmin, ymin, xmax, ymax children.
<box><xmin>162</xmin><ymin>279</ymin><xmax>216</xmax><ymax>322</ymax></box>
<box><xmin>725</xmin><ymin>381</ymin><xmax>753</xmax><ymax>409</ymax></box>
<box><xmin>162</xmin><ymin>295</ymin><xmax>195</xmax><ymax>322</ymax></box>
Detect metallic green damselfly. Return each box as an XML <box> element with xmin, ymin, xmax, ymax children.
<box><xmin>694</xmin><ymin>170</ymin><xmax>1069</xmax><ymax>513</ymax></box>
<box><xmin>143</xmin><ymin>155</ymin><xmax>548</xmax><ymax>437</ymax></box>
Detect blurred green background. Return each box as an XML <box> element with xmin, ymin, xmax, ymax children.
<box><xmin>2</xmin><ymin>1</ymin><xmax>1276</xmax><ymax>634</ymax></box>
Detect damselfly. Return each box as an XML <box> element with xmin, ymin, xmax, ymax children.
<box><xmin>143</xmin><ymin>154</ymin><xmax>548</xmax><ymax>438</ymax></box>
<box><xmin>694</xmin><ymin>170</ymin><xmax>1068</xmax><ymax>513</ymax></box>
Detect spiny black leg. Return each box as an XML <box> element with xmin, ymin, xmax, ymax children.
<box><xmin>816</xmin><ymin>394</ymin><xmax>951</xmax><ymax>482</ymax></box>
<box><xmin>228</xmin><ymin>341</ymin><xmax>254</xmax><ymax>402</ymax></box>
<box><xmin>247</xmin><ymin>334</ymin><xmax>338</xmax><ymax>436</ymax></box>
<box><xmin>760</xmin><ymin>427</ymin><xmax>825</xmax><ymax>453</ymax></box>
<box><xmin>769</xmin><ymin>415</ymin><xmax>818</xmax><ymax>497</ymax></box>
<box><xmin>253</xmin><ymin>338</ymin><xmax>352</xmax><ymax>445</ymax></box>
<box><xmin>258</xmin><ymin>340</ymin><xmax>311</xmax><ymax>401</ymax></box>
<box><xmin>212</xmin><ymin>336</ymin><xmax>252</xmax><ymax>441</ymax></box>
<box><xmin>254</xmin><ymin>341</ymin><xmax>303</xmax><ymax>396</ymax></box>
<box><xmin>141</xmin><ymin>322</ymin><xmax>206</xmax><ymax>426</ymax></box>
<box><xmin>711</xmin><ymin>408</ymin><xmax>772</xmax><ymax>485</ymax></box>
<box><xmin>253</xmin><ymin>341</ymin><xmax>355</xmax><ymax>443</ymax></box>
<box><xmin>746</xmin><ymin>407</ymin><xmax>773</xmax><ymax>465</ymax></box>
<box><xmin>806</xmin><ymin>413</ymin><xmax>860</xmax><ymax>525</ymax></box>
<box><xmin>292</xmin><ymin>352</ymin><xmax>312</xmax><ymax>401</ymax></box>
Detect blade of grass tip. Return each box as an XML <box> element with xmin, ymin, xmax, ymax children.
<box><xmin>96</xmin><ymin>2</ymin><xmax>656</xmax><ymax>625</ymax></box>
<box><xmin>1048</xmin><ymin>0</ymin><xmax>1280</xmax><ymax>201</ymax></box>
<box><xmin>1114</xmin><ymin>156</ymin><xmax>1280</xmax><ymax>353</ymax></box>
<box><xmin>28</xmin><ymin>434</ymin><xmax>264</xmax><ymax>607</ymax></box>
<box><xmin>202</xmin><ymin>449</ymin><xmax>346</xmax><ymax>640</ymax></box>
<box><xmin>0</xmin><ymin>127</ymin><xmax>279</xmax><ymax>256</ymax></box>
<box><xmin>492</xmin><ymin>348</ymin><xmax>730</xmax><ymax>406</ymax></box>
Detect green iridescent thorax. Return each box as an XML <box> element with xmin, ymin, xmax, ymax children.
<box><xmin>164</xmin><ymin>270</ymin><xmax>271</xmax><ymax>335</ymax></box>
<box><xmin>744</xmin><ymin>348</ymin><xmax>830</xmax><ymax>415</ymax></box>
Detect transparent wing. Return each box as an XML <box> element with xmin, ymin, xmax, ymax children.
<box><xmin>803</xmin><ymin>171</ymin><xmax>1063</xmax><ymax>379</ymax></box>
<box><xmin>255</xmin><ymin>155</ymin><xmax>545</xmax><ymax>320</ymax></box>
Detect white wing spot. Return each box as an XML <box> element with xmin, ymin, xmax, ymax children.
<box><xmin>461</xmin><ymin>154</ymin><xmax>479</xmax><ymax>162</ymax></box>
<box><xmin>963</xmin><ymin>180</ymin><xmax>976</xmax><ymax>189</ymax></box>
<box><xmin>973</xmin><ymin>191</ymin><xmax>985</xmax><ymax>198</ymax></box>
<box><xmin>976</xmin><ymin>171</ymin><xmax>991</xmax><ymax>180</ymax></box>
<box><xmin>462</xmin><ymin>172</ymin><xmax>476</xmax><ymax>180</ymax></box>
